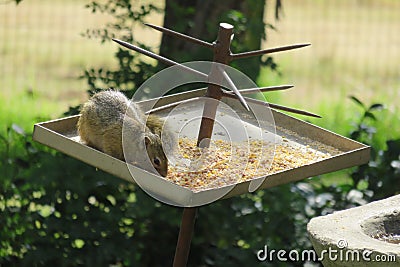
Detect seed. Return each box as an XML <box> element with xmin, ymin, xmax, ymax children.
<box><xmin>165</xmin><ymin>137</ymin><xmax>338</xmax><ymax>192</ymax></box>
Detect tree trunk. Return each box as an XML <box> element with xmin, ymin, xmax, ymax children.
<box><xmin>159</xmin><ymin>0</ymin><xmax>269</xmax><ymax>82</ymax></box>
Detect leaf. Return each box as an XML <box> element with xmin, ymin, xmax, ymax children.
<box><xmin>349</xmin><ymin>95</ymin><xmax>365</xmax><ymax>108</ymax></box>
<box><xmin>368</xmin><ymin>103</ymin><xmax>384</xmax><ymax>111</ymax></box>
<box><xmin>364</xmin><ymin>111</ymin><xmax>376</xmax><ymax>121</ymax></box>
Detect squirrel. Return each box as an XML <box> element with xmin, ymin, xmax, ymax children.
<box><xmin>77</xmin><ymin>90</ymin><xmax>170</xmax><ymax>177</ymax></box>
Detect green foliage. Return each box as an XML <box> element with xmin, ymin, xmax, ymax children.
<box><xmin>64</xmin><ymin>1</ymin><xmax>161</xmax><ymax>116</ymax></box>
<box><xmin>0</xmin><ymin>124</ymin><xmax>308</xmax><ymax>266</ymax></box>
<box><xmin>190</xmin><ymin>188</ymin><xmax>307</xmax><ymax>266</ymax></box>
<box><xmin>296</xmin><ymin>96</ymin><xmax>399</xmax><ymax>220</ymax></box>
<box><xmin>0</xmin><ymin>126</ymin><xmax>183</xmax><ymax>266</ymax></box>
<box><xmin>80</xmin><ymin>1</ymin><xmax>162</xmax><ymax>100</ymax></box>
<box><xmin>1</xmin><ymin>103</ymin><xmax>398</xmax><ymax>266</ymax></box>
<box><xmin>348</xmin><ymin>96</ymin><xmax>384</xmax><ymax>143</ymax></box>
<box><xmin>348</xmin><ymin>96</ymin><xmax>400</xmax><ymax>201</ymax></box>
<box><xmin>0</xmin><ymin>138</ymin><xmax>298</xmax><ymax>266</ymax></box>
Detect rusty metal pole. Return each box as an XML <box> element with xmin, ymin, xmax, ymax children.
<box><xmin>172</xmin><ymin>207</ymin><xmax>198</xmax><ymax>267</ymax></box>
<box><xmin>197</xmin><ymin>23</ymin><xmax>234</xmax><ymax>147</ymax></box>
<box><xmin>172</xmin><ymin>23</ymin><xmax>234</xmax><ymax>267</ymax></box>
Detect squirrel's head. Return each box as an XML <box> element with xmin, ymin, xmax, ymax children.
<box><xmin>144</xmin><ymin>133</ymin><xmax>168</xmax><ymax>177</ymax></box>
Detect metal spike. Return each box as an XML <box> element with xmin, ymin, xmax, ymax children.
<box><xmin>267</xmin><ymin>102</ymin><xmax>321</xmax><ymax>118</ymax></box>
<box><xmin>222</xmin><ymin>92</ymin><xmax>321</xmax><ymax>118</ymax></box>
<box><xmin>219</xmin><ymin>67</ymin><xmax>249</xmax><ymax>111</ymax></box>
<box><xmin>112</xmin><ymin>38</ymin><xmax>207</xmax><ymax>79</ymax></box>
<box><xmin>192</xmin><ymin>85</ymin><xmax>293</xmax><ymax>95</ymax></box>
<box><xmin>231</xmin><ymin>85</ymin><xmax>294</xmax><ymax>95</ymax></box>
<box><xmin>231</xmin><ymin>43</ymin><xmax>311</xmax><ymax>60</ymax></box>
<box><xmin>144</xmin><ymin>23</ymin><xmax>213</xmax><ymax>49</ymax></box>
<box><xmin>144</xmin><ymin>97</ymin><xmax>203</xmax><ymax>115</ymax></box>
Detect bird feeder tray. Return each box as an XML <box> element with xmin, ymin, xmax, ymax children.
<box><xmin>33</xmin><ymin>89</ymin><xmax>370</xmax><ymax>207</ymax></box>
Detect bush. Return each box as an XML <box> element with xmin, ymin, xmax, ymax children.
<box><xmin>1</xmin><ymin>125</ymin><xmax>182</xmax><ymax>266</ymax></box>
<box><xmin>348</xmin><ymin>96</ymin><xmax>400</xmax><ymax>201</ymax></box>
<box><xmin>0</xmin><ymin>125</ymin><xmax>308</xmax><ymax>266</ymax></box>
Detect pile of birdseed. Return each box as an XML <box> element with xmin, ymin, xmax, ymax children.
<box><xmin>165</xmin><ymin>137</ymin><xmax>336</xmax><ymax>192</ymax></box>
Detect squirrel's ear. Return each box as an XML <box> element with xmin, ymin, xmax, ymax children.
<box><xmin>144</xmin><ymin>134</ymin><xmax>153</xmax><ymax>147</ymax></box>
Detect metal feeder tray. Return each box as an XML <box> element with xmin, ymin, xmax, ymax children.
<box><xmin>33</xmin><ymin>89</ymin><xmax>370</xmax><ymax>207</ymax></box>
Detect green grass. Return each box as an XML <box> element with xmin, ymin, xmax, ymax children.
<box><xmin>0</xmin><ymin>0</ymin><xmax>164</xmax><ymax>134</ymax></box>
<box><xmin>0</xmin><ymin>91</ymin><xmax>54</xmax><ymax>134</ymax></box>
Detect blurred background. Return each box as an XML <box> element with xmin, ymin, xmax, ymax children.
<box><xmin>1</xmin><ymin>0</ymin><xmax>399</xmax><ymax>266</ymax></box>
<box><xmin>1</xmin><ymin>0</ymin><xmax>398</xmax><ymax>136</ymax></box>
